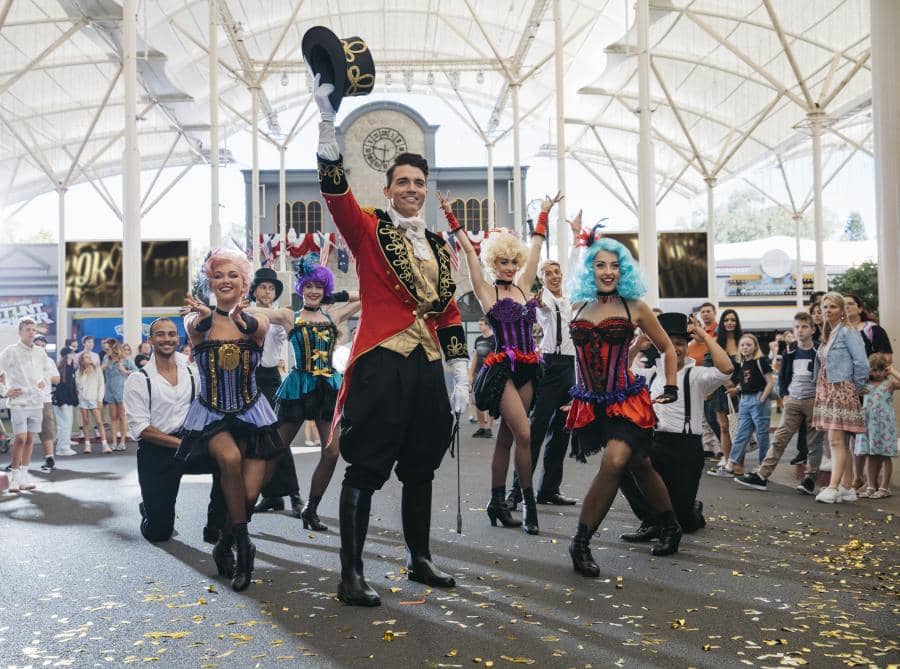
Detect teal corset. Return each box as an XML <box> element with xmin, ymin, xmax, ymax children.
<box><xmin>276</xmin><ymin>317</ymin><xmax>342</xmax><ymax>400</ymax></box>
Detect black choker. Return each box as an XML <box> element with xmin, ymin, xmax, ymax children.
<box><xmin>214</xmin><ymin>306</ymin><xmax>231</xmax><ymax>317</ymax></box>
<box><xmin>302</xmin><ymin>305</ymin><xmax>321</xmax><ymax>312</ymax></box>
<box><xmin>597</xmin><ymin>290</ymin><xmax>618</xmax><ymax>304</ymax></box>
<box><xmin>495</xmin><ymin>280</ymin><xmax>513</xmax><ymax>287</ymax></box>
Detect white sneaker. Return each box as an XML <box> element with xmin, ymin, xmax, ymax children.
<box><xmin>57</xmin><ymin>448</ymin><xmax>77</xmax><ymax>456</ymax></box>
<box><xmin>8</xmin><ymin>468</ymin><xmax>20</xmax><ymax>492</ymax></box>
<box><xmin>18</xmin><ymin>468</ymin><xmax>36</xmax><ymax>490</ymax></box>
<box><xmin>838</xmin><ymin>486</ymin><xmax>857</xmax><ymax>502</ymax></box>
<box><xmin>815</xmin><ymin>486</ymin><xmax>840</xmax><ymax>504</ymax></box>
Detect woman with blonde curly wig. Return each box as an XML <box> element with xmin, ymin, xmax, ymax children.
<box><xmin>439</xmin><ymin>190</ymin><xmax>563</xmax><ymax>536</ymax></box>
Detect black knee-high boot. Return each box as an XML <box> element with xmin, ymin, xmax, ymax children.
<box><xmin>337</xmin><ymin>485</ymin><xmax>380</xmax><ymax>606</ymax></box>
<box><xmin>231</xmin><ymin>523</ymin><xmax>255</xmax><ymax>591</ymax></box>
<box><xmin>569</xmin><ymin>522</ymin><xmax>600</xmax><ymax>577</ymax></box>
<box><xmin>522</xmin><ymin>488</ymin><xmax>539</xmax><ymax>535</ymax></box>
<box><xmin>402</xmin><ymin>481</ymin><xmax>455</xmax><ymax>588</ymax></box>
<box><xmin>651</xmin><ymin>510</ymin><xmax>683</xmax><ymax>556</ymax></box>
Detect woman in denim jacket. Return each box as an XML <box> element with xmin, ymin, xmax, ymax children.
<box><xmin>812</xmin><ymin>292</ymin><xmax>870</xmax><ymax>504</ymax></box>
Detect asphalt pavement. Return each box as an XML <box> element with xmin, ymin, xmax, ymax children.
<box><xmin>1</xmin><ymin>429</ymin><xmax>896</xmax><ymax>669</ymax></box>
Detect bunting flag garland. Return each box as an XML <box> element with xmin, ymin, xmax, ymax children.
<box><xmin>336</xmin><ymin>233</ymin><xmax>350</xmax><ymax>273</ymax></box>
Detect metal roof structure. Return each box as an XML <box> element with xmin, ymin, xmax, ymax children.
<box><xmin>0</xmin><ymin>0</ymin><xmax>873</xmax><ymax>210</ymax></box>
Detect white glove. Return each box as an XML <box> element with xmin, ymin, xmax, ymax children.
<box><xmin>449</xmin><ymin>358</ymin><xmax>470</xmax><ymax>415</ymax></box>
<box><xmin>312</xmin><ymin>72</ymin><xmax>335</xmax><ymax>122</ymax></box>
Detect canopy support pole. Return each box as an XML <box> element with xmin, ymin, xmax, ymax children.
<box><xmin>250</xmin><ymin>85</ymin><xmax>260</xmax><ymax>268</ymax></box>
<box><xmin>209</xmin><ymin>0</ymin><xmax>221</xmax><ymax>248</ymax></box>
<box><xmin>553</xmin><ymin>0</ymin><xmax>567</xmax><ymax>269</ymax></box>
<box><xmin>705</xmin><ymin>177</ymin><xmax>717</xmax><ymax>302</ymax></box>
<box><xmin>122</xmin><ymin>0</ymin><xmax>142</xmax><ymax>347</ymax></box>
<box><xmin>809</xmin><ymin>112</ymin><xmax>826</xmax><ymax>291</ymax></box>
<box><xmin>511</xmin><ymin>82</ymin><xmax>522</xmax><ymax>235</ymax></box>
<box><xmin>279</xmin><ymin>144</ymin><xmax>287</xmax><ymax>274</ymax></box>
<box><xmin>56</xmin><ymin>186</ymin><xmax>67</xmax><ymax>345</ymax></box>
<box><xmin>636</xmin><ymin>0</ymin><xmax>659</xmax><ymax>305</ymax></box>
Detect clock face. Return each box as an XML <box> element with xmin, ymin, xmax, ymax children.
<box><xmin>362</xmin><ymin>127</ymin><xmax>408</xmax><ymax>172</ymax></box>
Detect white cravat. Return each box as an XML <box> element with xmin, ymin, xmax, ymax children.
<box><xmin>388</xmin><ymin>205</ymin><xmax>432</xmax><ymax>261</ymax></box>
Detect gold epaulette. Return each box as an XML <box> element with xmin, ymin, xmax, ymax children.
<box><xmin>361</xmin><ymin>206</ymin><xmax>377</xmax><ymax>216</ymax></box>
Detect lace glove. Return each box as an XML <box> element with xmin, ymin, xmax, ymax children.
<box><xmin>449</xmin><ymin>358</ymin><xmax>470</xmax><ymax>414</ymax></box>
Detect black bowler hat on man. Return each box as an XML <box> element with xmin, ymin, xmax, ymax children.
<box><xmin>249</xmin><ymin>267</ymin><xmax>283</xmax><ymax>301</ymax></box>
<box><xmin>657</xmin><ymin>312</ymin><xmax>689</xmax><ymax>340</ymax></box>
<box><xmin>301</xmin><ymin>26</ymin><xmax>375</xmax><ymax>112</ymax></box>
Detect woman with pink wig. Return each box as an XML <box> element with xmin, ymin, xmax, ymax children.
<box><xmin>180</xmin><ymin>248</ymin><xmax>285</xmax><ymax>591</ymax></box>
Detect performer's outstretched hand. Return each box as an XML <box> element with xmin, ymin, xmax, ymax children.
<box><xmin>435</xmin><ymin>190</ymin><xmax>453</xmax><ymax>216</ymax></box>
<box><xmin>229</xmin><ymin>298</ymin><xmax>250</xmax><ymax>327</ymax></box>
<box><xmin>312</xmin><ymin>73</ymin><xmax>335</xmax><ymax>122</ymax></box>
<box><xmin>567</xmin><ymin>209</ymin><xmax>583</xmax><ymax>236</ymax></box>
<box><xmin>183</xmin><ymin>294</ymin><xmax>211</xmax><ymax>319</ymax></box>
<box><xmin>540</xmin><ymin>191</ymin><xmax>564</xmax><ymax>213</ymax></box>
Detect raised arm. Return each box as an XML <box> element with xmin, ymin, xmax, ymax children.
<box><xmin>519</xmin><ymin>192</ymin><xmax>563</xmax><ymax>292</ymax></box>
<box><xmin>247</xmin><ymin>305</ymin><xmax>294</xmax><ymax>330</ymax></box>
<box><xmin>690</xmin><ymin>315</ymin><xmax>734</xmax><ymax>376</ymax></box>
<box><xmin>329</xmin><ymin>296</ymin><xmax>362</xmax><ymax>325</ymax></box>
<box><xmin>182</xmin><ymin>294</ymin><xmax>213</xmax><ymax>347</ymax></box>
<box><xmin>436</xmin><ymin>190</ymin><xmax>493</xmax><ymax>307</ymax></box>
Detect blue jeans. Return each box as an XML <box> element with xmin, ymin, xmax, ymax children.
<box><xmin>729</xmin><ymin>393</ymin><xmax>771</xmax><ymax>466</ymax></box>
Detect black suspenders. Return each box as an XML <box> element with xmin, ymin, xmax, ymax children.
<box><xmin>139</xmin><ymin>366</ymin><xmax>195</xmax><ymax>412</ymax></box>
<box><xmin>648</xmin><ymin>367</ymin><xmax>693</xmax><ymax>434</ymax></box>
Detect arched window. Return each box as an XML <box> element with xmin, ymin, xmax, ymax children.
<box><xmin>290</xmin><ymin>202</ymin><xmax>306</xmax><ymax>234</ymax></box>
<box><xmin>480</xmin><ymin>199</ymin><xmax>495</xmax><ymax>229</ymax></box>
<box><xmin>450</xmin><ymin>199</ymin><xmax>466</xmax><ymax>228</ymax></box>
<box><xmin>306</xmin><ymin>201</ymin><xmax>322</xmax><ymax>233</ymax></box>
<box><xmin>465</xmin><ymin>198</ymin><xmax>482</xmax><ymax>233</ymax></box>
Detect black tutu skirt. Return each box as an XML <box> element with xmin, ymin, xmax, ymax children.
<box><xmin>473</xmin><ymin>359</ymin><xmax>541</xmax><ymax>419</ymax></box>
<box><xmin>276</xmin><ymin>379</ymin><xmax>338</xmax><ymax>423</ymax></box>
<box><xmin>570</xmin><ymin>416</ymin><xmax>653</xmax><ymax>463</ymax></box>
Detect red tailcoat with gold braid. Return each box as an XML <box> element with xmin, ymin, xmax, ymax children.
<box><xmin>317</xmin><ymin>154</ymin><xmax>469</xmax><ymax>430</ymax></box>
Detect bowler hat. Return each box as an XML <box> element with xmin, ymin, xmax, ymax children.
<box><xmin>249</xmin><ymin>267</ymin><xmax>283</xmax><ymax>301</ymax></box>
<box><xmin>302</xmin><ymin>26</ymin><xmax>375</xmax><ymax>112</ymax></box>
<box><xmin>658</xmin><ymin>312</ymin><xmax>689</xmax><ymax>339</ymax></box>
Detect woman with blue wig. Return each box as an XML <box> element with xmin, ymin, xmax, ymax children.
<box><xmin>564</xmin><ymin>229</ymin><xmax>682</xmax><ymax>577</ymax></box>
<box><xmin>249</xmin><ymin>254</ymin><xmax>360</xmax><ymax>531</ymax></box>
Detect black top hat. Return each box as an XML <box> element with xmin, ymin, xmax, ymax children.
<box><xmin>302</xmin><ymin>26</ymin><xmax>375</xmax><ymax>112</ymax></box>
<box><xmin>249</xmin><ymin>267</ymin><xmax>283</xmax><ymax>301</ymax></box>
<box><xmin>658</xmin><ymin>312</ymin><xmax>689</xmax><ymax>339</ymax></box>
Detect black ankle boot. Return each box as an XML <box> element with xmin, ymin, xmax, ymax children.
<box><xmin>231</xmin><ymin>523</ymin><xmax>256</xmax><ymax>591</ymax></box>
<box><xmin>337</xmin><ymin>486</ymin><xmax>380</xmax><ymax>606</ymax></box>
<box><xmin>402</xmin><ymin>482</ymin><xmax>455</xmax><ymax>588</ymax></box>
<box><xmin>521</xmin><ymin>488</ymin><xmax>539</xmax><ymax>536</ymax></box>
<box><xmin>569</xmin><ymin>523</ymin><xmax>600</xmax><ymax>577</ymax></box>
<box><xmin>301</xmin><ymin>495</ymin><xmax>329</xmax><ymax>531</ymax></box>
<box><xmin>487</xmin><ymin>487</ymin><xmax>522</xmax><ymax>528</ymax></box>
<box><xmin>212</xmin><ymin>530</ymin><xmax>235</xmax><ymax>578</ymax></box>
<box><xmin>651</xmin><ymin>511</ymin><xmax>683</xmax><ymax>556</ymax></box>
<box><xmin>289</xmin><ymin>493</ymin><xmax>305</xmax><ymax>519</ymax></box>
<box><xmin>620</xmin><ymin>522</ymin><xmax>660</xmax><ymax>543</ymax></box>
<box><xmin>506</xmin><ymin>485</ymin><xmax>523</xmax><ymax>511</ymax></box>
<box><xmin>254</xmin><ymin>496</ymin><xmax>284</xmax><ymax>513</ymax></box>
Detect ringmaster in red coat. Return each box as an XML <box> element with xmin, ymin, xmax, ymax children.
<box><xmin>312</xmin><ymin>79</ymin><xmax>471</xmax><ymax>606</ymax></box>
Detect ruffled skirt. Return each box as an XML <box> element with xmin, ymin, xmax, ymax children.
<box><xmin>176</xmin><ymin>395</ymin><xmax>284</xmax><ymax>464</ymax></box>
<box><xmin>565</xmin><ymin>383</ymin><xmax>656</xmax><ymax>461</ymax></box>
<box><xmin>276</xmin><ymin>377</ymin><xmax>338</xmax><ymax>423</ymax></box>
<box><xmin>473</xmin><ymin>351</ymin><xmax>541</xmax><ymax>419</ymax></box>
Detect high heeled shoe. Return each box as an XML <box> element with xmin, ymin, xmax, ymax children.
<box><xmin>301</xmin><ymin>495</ymin><xmax>329</xmax><ymax>531</ymax></box>
<box><xmin>521</xmin><ymin>488</ymin><xmax>539</xmax><ymax>536</ymax></box>
<box><xmin>212</xmin><ymin>530</ymin><xmax>235</xmax><ymax>578</ymax></box>
<box><xmin>231</xmin><ymin>523</ymin><xmax>256</xmax><ymax>592</ymax></box>
<box><xmin>487</xmin><ymin>487</ymin><xmax>522</xmax><ymax>528</ymax></box>
<box><xmin>569</xmin><ymin>523</ymin><xmax>600</xmax><ymax>577</ymax></box>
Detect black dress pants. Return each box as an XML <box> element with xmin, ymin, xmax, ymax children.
<box><xmin>512</xmin><ymin>353</ymin><xmax>574</xmax><ymax>495</ymax></box>
<box><xmin>619</xmin><ymin>431</ymin><xmax>706</xmax><ymax>533</ymax></box>
<box><xmin>256</xmin><ymin>366</ymin><xmax>302</xmax><ymax>499</ymax></box>
<box><xmin>339</xmin><ymin>346</ymin><xmax>453</xmax><ymax>491</ymax></box>
<box><xmin>137</xmin><ymin>439</ymin><xmax>224</xmax><ymax>542</ymax></box>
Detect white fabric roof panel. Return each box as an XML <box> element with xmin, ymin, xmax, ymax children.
<box><xmin>0</xmin><ymin>0</ymin><xmax>873</xmax><ymax>210</ymax></box>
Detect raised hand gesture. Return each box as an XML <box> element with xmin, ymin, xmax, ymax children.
<box><xmin>567</xmin><ymin>208</ymin><xmax>583</xmax><ymax>237</ymax></box>
<box><xmin>435</xmin><ymin>190</ymin><xmax>453</xmax><ymax>216</ymax></box>
<box><xmin>229</xmin><ymin>298</ymin><xmax>251</xmax><ymax>328</ymax></box>
<box><xmin>183</xmin><ymin>294</ymin><xmax>211</xmax><ymax>319</ymax></box>
<box><xmin>540</xmin><ymin>191</ymin><xmax>564</xmax><ymax>213</ymax></box>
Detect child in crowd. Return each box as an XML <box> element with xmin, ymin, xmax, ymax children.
<box><xmin>854</xmin><ymin>353</ymin><xmax>898</xmax><ymax>499</ymax></box>
<box><xmin>722</xmin><ymin>333</ymin><xmax>774</xmax><ymax>475</ymax></box>
<box><xmin>76</xmin><ymin>352</ymin><xmax>109</xmax><ymax>454</ymax></box>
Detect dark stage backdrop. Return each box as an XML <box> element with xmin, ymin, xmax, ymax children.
<box><xmin>65</xmin><ymin>240</ymin><xmax>189</xmax><ymax>309</ymax></box>
<box><xmin>604</xmin><ymin>232</ymin><xmax>708</xmax><ymax>299</ymax></box>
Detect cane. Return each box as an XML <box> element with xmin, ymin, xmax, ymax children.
<box><xmin>449</xmin><ymin>412</ymin><xmax>462</xmax><ymax>534</ymax></box>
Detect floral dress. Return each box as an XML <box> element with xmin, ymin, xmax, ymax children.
<box><xmin>853</xmin><ymin>380</ymin><xmax>898</xmax><ymax>456</ymax></box>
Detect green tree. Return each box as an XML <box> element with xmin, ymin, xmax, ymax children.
<box><xmin>710</xmin><ymin>188</ymin><xmax>840</xmax><ymax>243</ymax></box>
<box><xmin>830</xmin><ymin>261</ymin><xmax>879</xmax><ymax>315</ymax></box>
<box><xmin>840</xmin><ymin>211</ymin><xmax>867</xmax><ymax>241</ymax></box>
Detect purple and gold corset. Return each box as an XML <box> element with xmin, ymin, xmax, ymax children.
<box><xmin>486</xmin><ymin>298</ymin><xmax>539</xmax><ymax>356</ymax></box>
<box><xmin>194</xmin><ymin>340</ymin><xmax>262</xmax><ymax>413</ymax></box>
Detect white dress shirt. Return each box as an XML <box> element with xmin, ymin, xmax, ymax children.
<box><xmin>632</xmin><ymin>357</ymin><xmax>730</xmax><ymax>434</ymax></box>
<box><xmin>0</xmin><ymin>341</ymin><xmax>58</xmax><ymax>409</ymax></box>
<box><xmin>124</xmin><ymin>354</ymin><xmax>197</xmax><ymax>439</ymax></box>
<box><xmin>260</xmin><ymin>322</ymin><xmax>287</xmax><ymax>369</ymax></box>
<box><xmin>536</xmin><ymin>291</ymin><xmax>575</xmax><ymax>356</ymax></box>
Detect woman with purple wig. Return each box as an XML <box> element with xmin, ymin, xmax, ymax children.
<box><xmin>251</xmin><ymin>253</ymin><xmax>359</xmax><ymax>531</ymax></box>
<box><xmin>180</xmin><ymin>248</ymin><xmax>284</xmax><ymax>591</ymax></box>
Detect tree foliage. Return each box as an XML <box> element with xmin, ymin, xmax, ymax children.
<box><xmin>830</xmin><ymin>261</ymin><xmax>879</xmax><ymax>315</ymax></box>
<box><xmin>840</xmin><ymin>211</ymin><xmax>867</xmax><ymax>241</ymax></box>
